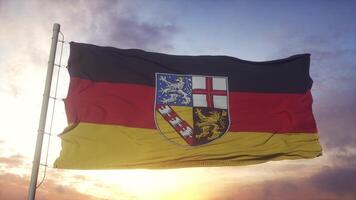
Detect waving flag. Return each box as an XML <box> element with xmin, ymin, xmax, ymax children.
<box><xmin>54</xmin><ymin>42</ymin><xmax>322</xmax><ymax>169</ymax></box>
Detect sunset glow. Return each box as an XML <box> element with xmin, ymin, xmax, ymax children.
<box><xmin>1</xmin><ymin>1</ymin><xmax>356</xmax><ymax>200</ymax></box>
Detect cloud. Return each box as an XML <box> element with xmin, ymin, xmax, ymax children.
<box><xmin>311</xmin><ymin>166</ymin><xmax>356</xmax><ymax>195</ymax></box>
<box><xmin>0</xmin><ymin>173</ymin><xmax>100</xmax><ymax>200</ymax></box>
<box><xmin>316</xmin><ymin>106</ymin><xmax>356</xmax><ymax>149</ymax></box>
<box><xmin>0</xmin><ymin>154</ymin><xmax>25</xmax><ymax>168</ymax></box>
<box><xmin>99</xmin><ymin>15</ymin><xmax>177</xmax><ymax>51</ymax></box>
<box><xmin>0</xmin><ymin>2</ymin><xmax>355</xmax><ymax>200</ymax></box>
<box><xmin>214</xmin><ymin>165</ymin><xmax>356</xmax><ymax>200</ymax></box>
<box><xmin>0</xmin><ymin>0</ymin><xmax>178</xmax><ymax>98</ymax></box>
<box><xmin>75</xmin><ymin>1</ymin><xmax>178</xmax><ymax>51</ymax></box>
<box><xmin>33</xmin><ymin>0</ymin><xmax>178</xmax><ymax>51</ymax></box>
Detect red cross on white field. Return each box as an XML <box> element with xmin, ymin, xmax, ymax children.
<box><xmin>192</xmin><ymin>76</ymin><xmax>227</xmax><ymax>108</ymax></box>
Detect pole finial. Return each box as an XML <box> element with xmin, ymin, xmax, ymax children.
<box><xmin>53</xmin><ymin>23</ymin><xmax>60</xmax><ymax>32</ymax></box>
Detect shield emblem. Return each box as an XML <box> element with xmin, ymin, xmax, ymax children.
<box><xmin>154</xmin><ymin>73</ymin><xmax>230</xmax><ymax>146</ymax></box>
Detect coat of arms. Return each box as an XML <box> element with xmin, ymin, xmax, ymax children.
<box><xmin>155</xmin><ymin>73</ymin><xmax>230</xmax><ymax>146</ymax></box>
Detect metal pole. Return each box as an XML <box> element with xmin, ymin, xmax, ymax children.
<box><xmin>27</xmin><ymin>23</ymin><xmax>60</xmax><ymax>200</ymax></box>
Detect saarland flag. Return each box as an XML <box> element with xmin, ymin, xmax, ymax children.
<box><xmin>54</xmin><ymin>42</ymin><xmax>322</xmax><ymax>169</ymax></box>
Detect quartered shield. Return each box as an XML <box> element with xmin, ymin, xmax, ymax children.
<box><xmin>154</xmin><ymin>73</ymin><xmax>230</xmax><ymax>146</ymax></box>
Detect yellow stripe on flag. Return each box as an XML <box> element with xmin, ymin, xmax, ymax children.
<box><xmin>54</xmin><ymin>122</ymin><xmax>322</xmax><ymax>169</ymax></box>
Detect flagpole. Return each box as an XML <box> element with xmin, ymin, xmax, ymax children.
<box><xmin>27</xmin><ymin>23</ymin><xmax>61</xmax><ymax>200</ymax></box>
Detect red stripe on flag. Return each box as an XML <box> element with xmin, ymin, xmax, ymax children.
<box><xmin>65</xmin><ymin>77</ymin><xmax>155</xmax><ymax>129</ymax></box>
<box><xmin>66</xmin><ymin>77</ymin><xmax>317</xmax><ymax>133</ymax></box>
<box><xmin>229</xmin><ymin>90</ymin><xmax>317</xmax><ymax>133</ymax></box>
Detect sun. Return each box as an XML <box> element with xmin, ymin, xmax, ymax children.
<box><xmin>66</xmin><ymin>168</ymin><xmax>213</xmax><ymax>200</ymax></box>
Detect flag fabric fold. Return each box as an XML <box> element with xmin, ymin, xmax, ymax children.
<box><xmin>54</xmin><ymin>42</ymin><xmax>322</xmax><ymax>169</ymax></box>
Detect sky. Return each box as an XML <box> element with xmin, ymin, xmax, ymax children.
<box><xmin>0</xmin><ymin>0</ymin><xmax>356</xmax><ymax>199</ymax></box>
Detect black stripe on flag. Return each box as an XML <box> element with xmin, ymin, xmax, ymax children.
<box><xmin>68</xmin><ymin>42</ymin><xmax>312</xmax><ymax>93</ymax></box>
